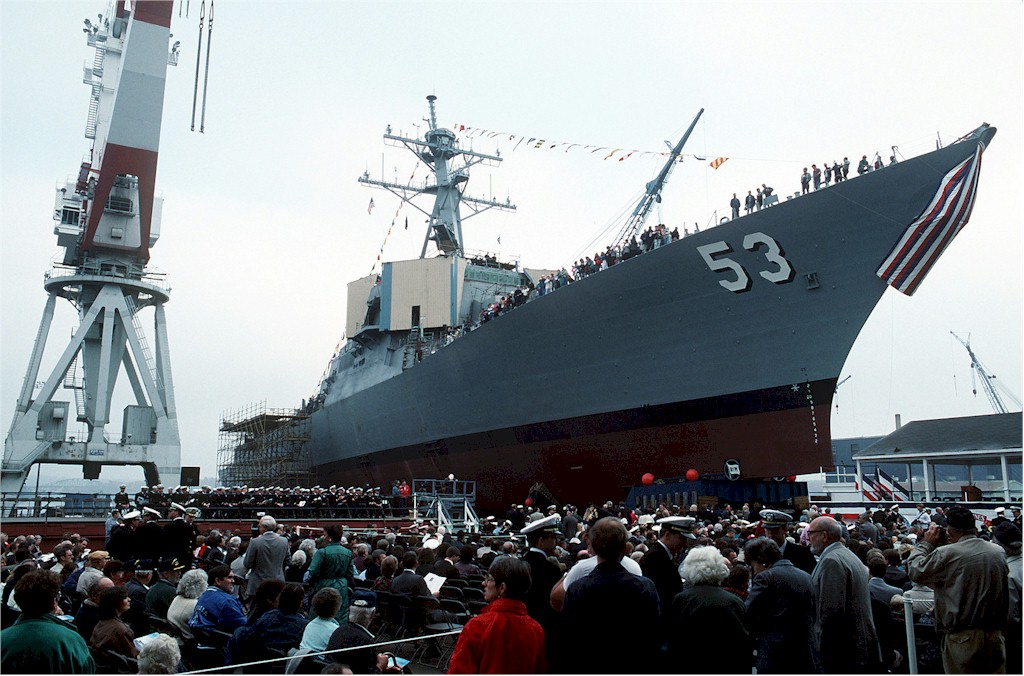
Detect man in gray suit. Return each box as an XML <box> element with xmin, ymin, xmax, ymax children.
<box><xmin>808</xmin><ymin>516</ymin><xmax>880</xmax><ymax>673</ymax></box>
<box><xmin>243</xmin><ymin>515</ymin><xmax>289</xmax><ymax>597</ymax></box>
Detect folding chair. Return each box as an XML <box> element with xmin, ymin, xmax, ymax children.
<box><xmin>439</xmin><ymin>586</ymin><xmax>465</xmax><ymax>601</ymax></box>
<box><xmin>412</xmin><ymin>595</ymin><xmax>451</xmax><ymax>668</ymax></box>
<box><xmin>462</xmin><ymin>586</ymin><xmax>485</xmax><ymax>603</ymax></box>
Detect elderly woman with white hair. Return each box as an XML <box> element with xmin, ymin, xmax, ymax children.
<box><xmin>667</xmin><ymin>546</ymin><xmax>752</xmax><ymax>673</ymax></box>
<box><xmin>137</xmin><ymin>633</ymin><xmax>181</xmax><ymax>674</ymax></box>
<box><xmin>285</xmin><ymin>549</ymin><xmax>307</xmax><ymax>583</ymax></box>
<box><xmin>166</xmin><ymin>569</ymin><xmax>207</xmax><ymax>641</ymax></box>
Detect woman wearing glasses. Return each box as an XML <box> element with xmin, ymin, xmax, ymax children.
<box><xmin>448</xmin><ymin>557</ymin><xmax>546</xmax><ymax>674</ymax></box>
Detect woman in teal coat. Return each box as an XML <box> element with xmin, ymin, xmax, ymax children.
<box><xmin>306</xmin><ymin>523</ymin><xmax>356</xmax><ymax>623</ymax></box>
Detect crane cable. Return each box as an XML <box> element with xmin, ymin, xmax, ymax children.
<box><xmin>190</xmin><ymin>1</ymin><xmax>205</xmax><ymax>131</ymax></box>
<box><xmin>200</xmin><ymin>0</ymin><xmax>214</xmax><ymax>133</ymax></box>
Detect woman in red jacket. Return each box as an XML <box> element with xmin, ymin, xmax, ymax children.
<box><xmin>448</xmin><ymin>557</ymin><xmax>547</xmax><ymax>674</ymax></box>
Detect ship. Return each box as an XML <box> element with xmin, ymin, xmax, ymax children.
<box><xmin>301</xmin><ymin>95</ymin><xmax>995</xmax><ymax>513</ymax></box>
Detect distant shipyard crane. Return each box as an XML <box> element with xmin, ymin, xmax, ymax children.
<box><xmin>950</xmin><ymin>332</ymin><xmax>1022</xmax><ymax>414</ymax></box>
<box><xmin>2</xmin><ymin>1</ymin><xmax>181</xmax><ymax>497</ymax></box>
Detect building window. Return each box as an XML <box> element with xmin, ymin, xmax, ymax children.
<box><xmin>61</xmin><ymin>208</ymin><xmax>80</xmax><ymax>225</ymax></box>
<box><xmin>969</xmin><ymin>461</ymin><xmax>1004</xmax><ymax>495</ymax></box>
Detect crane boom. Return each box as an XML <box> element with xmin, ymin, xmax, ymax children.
<box><xmin>950</xmin><ymin>332</ymin><xmax>1020</xmax><ymax>414</ymax></box>
<box><xmin>612</xmin><ymin>108</ymin><xmax>703</xmax><ymax>250</ymax></box>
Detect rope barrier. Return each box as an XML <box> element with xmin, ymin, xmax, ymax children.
<box><xmin>181</xmin><ymin>628</ymin><xmax>464</xmax><ymax>674</ymax></box>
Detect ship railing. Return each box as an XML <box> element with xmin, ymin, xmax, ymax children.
<box><xmin>463</xmin><ymin>247</ymin><xmax>520</xmax><ymax>271</ymax></box>
<box><xmin>1</xmin><ymin>492</ymin><xmax>115</xmax><ymax>520</ymax></box>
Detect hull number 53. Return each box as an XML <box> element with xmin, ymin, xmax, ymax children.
<box><xmin>697</xmin><ymin>232</ymin><xmax>795</xmax><ymax>293</ymax></box>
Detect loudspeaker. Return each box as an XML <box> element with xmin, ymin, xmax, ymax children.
<box><xmin>180</xmin><ymin>466</ymin><xmax>200</xmax><ymax>487</ymax></box>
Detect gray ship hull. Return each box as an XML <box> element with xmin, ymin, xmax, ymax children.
<box><xmin>306</xmin><ymin>127</ymin><xmax>994</xmax><ymax>511</ymax></box>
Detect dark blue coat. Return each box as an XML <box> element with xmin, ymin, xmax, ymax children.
<box><xmin>563</xmin><ymin>559</ymin><xmax>660</xmax><ymax>674</ymax></box>
<box><xmin>745</xmin><ymin>558</ymin><xmax>820</xmax><ymax>673</ymax></box>
<box><xmin>639</xmin><ymin>541</ymin><xmax>681</xmax><ymax>618</ymax></box>
<box><xmin>669</xmin><ymin>584</ymin><xmax>751</xmax><ymax>674</ymax></box>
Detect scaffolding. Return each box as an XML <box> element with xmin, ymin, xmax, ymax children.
<box><xmin>411</xmin><ymin>478</ymin><xmax>480</xmax><ymax>532</ymax></box>
<box><xmin>217</xmin><ymin>401</ymin><xmax>313</xmax><ymax>488</ymax></box>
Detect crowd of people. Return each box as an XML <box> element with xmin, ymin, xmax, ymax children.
<box><xmin>1</xmin><ymin>495</ymin><xmax>1020</xmax><ymax>674</ymax></box>
<box><xmin>107</xmin><ymin>482</ymin><xmax>413</xmax><ymax>520</ymax></box>
<box><xmin>731</xmin><ymin>150</ymin><xmax>899</xmax><ymax>221</ymax></box>
<box><xmin>797</xmin><ymin>153</ymin><xmax>897</xmax><ymax>196</ymax></box>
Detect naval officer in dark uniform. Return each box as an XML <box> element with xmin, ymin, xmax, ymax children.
<box><xmin>639</xmin><ymin>515</ymin><xmax>695</xmax><ymax>617</ymax></box>
<box><xmin>520</xmin><ymin>514</ymin><xmax>564</xmax><ymax>670</ymax></box>
<box><xmin>760</xmin><ymin>509</ymin><xmax>817</xmax><ymax>575</ymax></box>
<box><xmin>640</xmin><ymin>515</ymin><xmax>696</xmax><ymax>673</ymax></box>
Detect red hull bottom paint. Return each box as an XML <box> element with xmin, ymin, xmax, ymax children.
<box><xmin>316</xmin><ymin>403</ymin><xmax>834</xmax><ymax>514</ymax></box>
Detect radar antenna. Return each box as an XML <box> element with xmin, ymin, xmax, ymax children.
<box><xmin>950</xmin><ymin>332</ymin><xmax>1022</xmax><ymax>414</ymax></box>
<box><xmin>612</xmin><ymin>108</ymin><xmax>704</xmax><ymax>250</ymax></box>
<box><xmin>359</xmin><ymin>95</ymin><xmax>516</xmax><ymax>258</ymax></box>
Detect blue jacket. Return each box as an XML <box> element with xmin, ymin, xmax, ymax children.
<box><xmin>189</xmin><ymin>586</ymin><xmax>246</xmax><ymax>632</ymax></box>
<box><xmin>227</xmin><ymin>609</ymin><xmax>308</xmax><ymax>665</ymax></box>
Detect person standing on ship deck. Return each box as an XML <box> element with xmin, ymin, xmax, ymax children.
<box><xmin>730</xmin><ymin>193</ymin><xmax>741</xmax><ymax>220</ymax></box>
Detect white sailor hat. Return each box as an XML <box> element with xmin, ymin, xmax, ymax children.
<box><xmin>170</xmin><ymin>502</ymin><xmax>186</xmax><ymax>513</ymax></box>
<box><xmin>656</xmin><ymin>516</ymin><xmax>697</xmax><ymax>539</ymax></box>
<box><xmin>143</xmin><ymin>507</ymin><xmax>161</xmax><ymax>517</ymax></box>
<box><xmin>520</xmin><ymin>514</ymin><xmax>560</xmax><ymax>537</ymax></box>
<box><xmin>423</xmin><ymin>537</ymin><xmax>441</xmax><ymax>550</ymax></box>
<box><xmin>122</xmin><ymin>510</ymin><xmax>141</xmax><ymax>520</ymax></box>
<box><xmin>995</xmin><ymin>507</ymin><xmax>1006</xmax><ymax>514</ymax></box>
<box><xmin>760</xmin><ymin>509</ymin><xmax>793</xmax><ymax>528</ymax></box>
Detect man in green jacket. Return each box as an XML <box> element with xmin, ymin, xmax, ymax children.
<box><xmin>307</xmin><ymin>523</ymin><xmax>355</xmax><ymax>623</ymax></box>
<box><xmin>1</xmin><ymin>568</ymin><xmax>96</xmax><ymax>673</ymax></box>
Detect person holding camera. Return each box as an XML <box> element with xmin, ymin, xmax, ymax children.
<box><xmin>907</xmin><ymin>505</ymin><xmax>1009</xmax><ymax>674</ymax></box>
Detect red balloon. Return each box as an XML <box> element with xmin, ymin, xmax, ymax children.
<box><xmin>685</xmin><ymin>469</ymin><xmax>699</xmax><ymax>482</ymax></box>
<box><xmin>524</xmin><ymin>497</ymin><xmax>533</xmax><ymax>507</ymax></box>
<box><xmin>641</xmin><ymin>473</ymin><xmax>655</xmax><ymax>485</ymax></box>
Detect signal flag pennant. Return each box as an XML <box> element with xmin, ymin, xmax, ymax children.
<box><xmin>709</xmin><ymin>157</ymin><xmax>729</xmax><ymax>170</ymax></box>
<box><xmin>368</xmin><ymin>198</ymin><xmax>375</xmax><ymax>214</ymax></box>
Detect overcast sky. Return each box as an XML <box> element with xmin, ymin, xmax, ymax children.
<box><xmin>2</xmin><ymin>1</ymin><xmax>1021</xmax><ymax>487</ymax></box>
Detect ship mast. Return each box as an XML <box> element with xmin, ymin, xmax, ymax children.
<box><xmin>612</xmin><ymin>108</ymin><xmax>704</xmax><ymax>250</ymax></box>
<box><xmin>359</xmin><ymin>95</ymin><xmax>516</xmax><ymax>258</ymax></box>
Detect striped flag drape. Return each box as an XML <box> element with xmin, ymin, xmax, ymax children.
<box><xmin>876</xmin><ymin>143</ymin><xmax>984</xmax><ymax>295</ymax></box>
